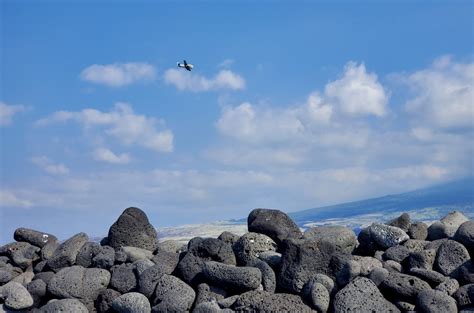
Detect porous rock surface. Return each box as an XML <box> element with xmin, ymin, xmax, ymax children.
<box><xmin>0</xmin><ymin>207</ymin><xmax>471</xmax><ymax>312</ymax></box>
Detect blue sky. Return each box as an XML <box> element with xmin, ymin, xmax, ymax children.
<box><xmin>1</xmin><ymin>1</ymin><xmax>473</xmax><ymax>242</ymax></box>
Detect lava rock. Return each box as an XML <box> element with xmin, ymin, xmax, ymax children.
<box><xmin>33</xmin><ymin>271</ymin><xmax>55</xmax><ymax>285</ymax></box>
<box><xmin>416</xmin><ymin>289</ymin><xmax>457</xmax><ymax>313</ymax></box>
<box><xmin>133</xmin><ymin>259</ymin><xmax>154</xmax><ymax>277</ymax></box>
<box><xmin>380</xmin><ymin>272</ymin><xmax>431</xmax><ymax>301</ymax></box>
<box><xmin>247</xmin><ymin>208</ymin><xmax>302</xmax><ymax>244</ymax></box>
<box><xmin>303</xmin><ymin>226</ymin><xmax>357</xmax><ymax>254</ymax></box>
<box><xmin>257</xmin><ymin>251</ymin><xmax>282</xmax><ymax>270</ymax></box>
<box><xmin>302</xmin><ymin>281</ymin><xmax>330</xmax><ymax>312</ymax></box>
<box><xmin>368</xmin><ymin>267</ymin><xmax>389</xmax><ymax>287</ymax></box>
<box><xmin>40</xmin><ymin>298</ymin><xmax>89</xmax><ymax>312</ymax></box>
<box><xmin>107</xmin><ymin>207</ymin><xmax>158</xmax><ymax>251</ymax></box>
<box><xmin>331</xmin><ymin>256</ymin><xmax>360</xmax><ymax>287</ymax></box>
<box><xmin>406</xmin><ymin>249</ymin><xmax>436</xmax><ymax>270</ymax></box>
<box><xmin>111</xmin><ymin>292</ymin><xmax>151</xmax><ymax>313</ymax></box>
<box><xmin>96</xmin><ymin>288</ymin><xmax>122</xmax><ymax>313</ymax></box>
<box><xmin>47</xmin><ymin>232</ymin><xmax>88</xmax><ymax>271</ymax></box>
<box><xmin>369</xmin><ymin>223</ymin><xmax>409</xmax><ymax>249</ymax></box>
<box><xmin>247</xmin><ymin>259</ymin><xmax>276</xmax><ymax>293</ymax></box>
<box><xmin>150</xmin><ymin>249</ymin><xmax>179</xmax><ymax>274</ymax></box>
<box><xmin>441</xmin><ymin>211</ymin><xmax>470</xmax><ymax>237</ymax></box>
<box><xmin>14</xmin><ymin>228</ymin><xmax>57</xmax><ymax>249</ymax></box>
<box><xmin>355</xmin><ymin>227</ymin><xmax>378</xmax><ymax>256</ymax></box>
<box><xmin>10</xmin><ymin>270</ymin><xmax>34</xmax><ymax>286</ymax></box>
<box><xmin>383</xmin><ymin>245</ymin><xmax>410</xmax><ymax>263</ymax></box>
<box><xmin>333</xmin><ymin>277</ymin><xmax>400</xmax><ymax>313</ymax></box>
<box><xmin>27</xmin><ymin>278</ymin><xmax>47</xmax><ymax>307</ymax></box>
<box><xmin>383</xmin><ymin>260</ymin><xmax>402</xmax><ymax>273</ymax></box>
<box><xmin>218</xmin><ymin>231</ymin><xmax>240</xmax><ymax>245</ymax></box>
<box><xmin>403</xmin><ymin>239</ymin><xmax>430</xmax><ymax>252</ymax></box>
<box><xmin>195</xmin><ymin>283</ymin><xmax>227</xmax><ymax>306</ymax></box>
<box><xmin>93</xmin><ymin>245</ymin><xmax>115</xmax><ymax>269</ymax></box>
<box><xmin>48</xmin><ymin>265</ymin><xmax>110</xmax><ymax>300</ymax></box>
<box><xmin>193</xmin><ymin>299</ymin><xmax>222</xmax><ymax>313</ymax></box>
<box><xmin>353</xmin><ymin>256</ymin><xmax>383</xmax><ymax>276</ymax></box>
<box><xmin>408</xmin><ymin>222</ymin><xmax>428</xmax><ymax>240</ymax></box>
<box><xmin>1</xmin><ymin>242</ymin><xmax>40</xmax><ymax>269</ymax></box>
<box><xmin>387</xmin><ymin>213</ymin><xmax>411</xmax><ymax>232</ymax></box>
<box><xmin>152</xmin><ymin>274</ymin><xmax>195</xmax><ymax>312</ymax></box>
<box><xmin>455</xmin><ymin>221</ymin><xmax>474</xmax><ymax>256</ymax></box>
<box><xmin>232</xmin><ymin>290</ymin><xmax>313</xmax><ymax>312</ymax></box>
<box><xmin>435</xmin><ymin>278</ymin><xmax>459</xmax><ymax>296</ymax></box>
<box><xmin>121</xmin><ymin>246</ymin><xmax>154</xmax><ymax>262</ymax></box>
<box><xmin>233</xmin><ymin>232</ymin><xmax>277</xmax><ymax>265</ymax></box>
<box><xmin>110</xmin><ymin>263</ymin><xmax>138</xmax><ymax>293</ymax></box>
<box><xmin>203</xmin><ymin>261</ymin><xmax>262</xmax><ymax>292</ymax></box>
<box><xmin>303</xmin><ymin>273</ymin><xmax>336</xmax><ymax>296</ymax></box>
<box><xmin>41</xmin><ymin>240</ymin><xmax>59</xmax><ymax>261</ymax></box>
<box><xmin>453</xmin><ymin>283</ymin><xmax>474</xmax><ymax>307</ymax></box>
<box><xmin>76</xmin><ymin>242</ymin><xmax>102</xmax><ymax>268</ymax></box>
<box><xmin>434</xmin><ymin>239</ymin><xmax>470</xmax><ymax>276</ymax></box>
<box><xmin>156</xmin><ymin>240</ymin><xmax>186</xmax><ymax>254</ymax></box>
<box><xmin>137</xmin><ymin>264</ymin><xmax>165</xmax><ymax>298</ymax></box>
<box><xmin>409</xmin><ymin>268</ymin><xmax>447</xmax><ymax>286</ymax></box>
<box><xmin>0</xmin><ymin>281</ymin><xmax>34</xmax><ymax>310</ymax></box>
<box><xmin>427</xmin><ymin>222</ymin><xmax>447</xmax><ymax>241</ymax></box>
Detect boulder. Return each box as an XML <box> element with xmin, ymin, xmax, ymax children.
<box><xmin>133</xmin><ymin>259</ymin><xmax>155</xmax><ymax>276</ymax></box>
<box><xmin>441</xmin><ymin>211</ymin><xmax>469</xmax><ymax>237</ymax></box>
<box><xmin>416</xmin><ymin>289</ymin><xmax>457</xmax><ymax>313</ymax></box>
<box><xmin>435</xmin><ymin>278</ymin><xmax>459</xmax><ymax>296</ymax></box>
<box><xmin>10</xmin><ymin>270</ymin><xmax>34</xmax><ymax>286</ymax></box>
<box><xmin>75</xmin><ymin>242</ymin><xmax>102</xmax><ymax>268</ymax></box>
<box><xmin>110</xmin><ymin>263</ymin><xmax>138</xmax><ymax>293</ymax></box>
<box><xmin>14</xmin><ymin>228</ymin><xmax>57</xmax><ymax>248</ymax></box>
<box><xmin>152</xmin><ymin>274</ymin><xmax>195</xmax><ymax>312</ymax></box>
<box><xmin>434</xmin><ymin>239</ymin><xmax>470</xmax><ymax>276</ymax></box>
<box><xmin>406</xmin><ymin>249</ymin><xmax>436</xmax><ymax>270</ymax></box>
<box><xmin>0</xmin><ymin>281</ymin><xmax>34</xmax><ymax>310</ymax></box>
<box><xmin>156</xmin><ymin>240</ymin><xmax>186</xmax><ymax>254</ymax></box>
<box><xmin>203</xmin><ymin>261</ymin><xmax>262</xmax><ymax>292</ymax></box>
<box><xmin>247</xmin><ymin>208</ymin><xmax>301</xmax><ymax>244</ymax></box>
<box><xmin>218</xmin><ymin>231</ymin><xmax>240</xmax><ymax>245</ymax></box>
<box><xmin>95</xmin><ymin>288</ymin><xmax>121</xmax><ymax>313</ymax></box>
<box><xmin>383</xmin><ymin>245</ymin><xmax>410</xmax><ymax>263</ymax></box>
<box><xmin>48</xmin><ymin>265</ymin><xmax>110</xmax><ymax>300</ymax></box>
<box><xmin>41</xmin><ymin>240</ymin><xmax>59</xmax><ymax>261</ymax></box>
<box><xmin>1</xmin><ymin>242</ymin><xmax>40</xmax><ymax>269</ymax></box>
<box><xmin>93</xmin><ymin>245</ymin><xmax>115</xmax><ymax>269</ymax></box>
<box><xmin>302</xmin><ymin>281</ymin><xmax>330</xmax><ymax>312</ymax></box>
<box><xmin>195</xmin><ymin>283</ymin><xmax>227</xmax><ymax>306</ymax></box>
<box><xmin>27</xmin><ymin>278</ymin><xmax>47</xmax><ymax>307</ymax></box>
<box><xmin>455</xmin><ymin>221</ymin><xmax>474</xmax><ymax>256</ymax></box>
<box><xmin>408</xmin><ymin>222</ymin><xmax>428</xmax><ymax>240</ymax></box>
<box><xmin>303</xmin><ymin>226</ymin><xmax>357</xmax><ymax>254</ymax></box>
<box><xmin>303</xmin><ymin>273</ymin><xmax>336</xmax><ymax>296</ymax></box>
<box><xmin>232</xmin><ymin>290</ymin><xmax>313</xmax><ymax>312</ymax></box>
<box><xmin>333</xmin><ymin>277</ymin><xmax>400</xmax><ymax>313</ymax></box>
<box><xmin>107</xmin><ymin>207</ymin><xmax>158</xmax><ymax>251</ymax></box>
<box><xmin>403</xmin><ymin>239</ymin><xmax>429</xmax><ymax>252</ymax></box>
<box><xmin>355</xmin><ymin>227</ymin><xmax>378</xmax><ymax>256</ymax></box>
<box><xmin>39</xmin><ymin>299</ymin><xmax>89</xmax><ymax>312</ymax></box>
<box><xmin>138</xmin><ymin>264</ymin><xmax>165</xmax><ymax>298</ymax></box>
<box><xmin>121</xmin><ymin>246</ymin><xmax>154</xmax><ymax>262</ymax></box>
<box><xmin>233</xmin><ymin>232</ymin><xmax>277</xmax><ymax>265</ymax></box>
<box><xmin>409</xmin><ymin>268</ymin><xmax>447</xmax><ymax>287</ymax></box>
<box><xmin>246</xmin><ymin>259</ymin><xmax>276</xmax><ymax>293</ymax></box>
<box><xmin>380</xmin><ymin>272</ymin><xmax>431</xmax><ymax>301</ymax></box>
<box><xmin>151</xmin><ymin>249</ymin><xmax>179</xmax><ymax>274</ymax></box>
<box><xmin>387</xmin><ymin>213</ymin><xmax>411</xmax><ymax>232</ymax></box>
<box><xmin>383</xmin><ymin>260</ymin><xmax>402</xmax><ymax>273</ymax></box>
<box><xmin>427</xmin><ymin>222</ymin><xmax>447</xmax><ymax>241</ymax></box>
<box><xmin>453</xmin><ymin>283</ymin><xmax>474</xmax><ymax>307</ymax></box>
<box><xmin>111</xmin><ymin>292</ymin><xmax>151</xmax><ymax>313</ymax></box>
<box><xmin>369</xmin><ymin>223</ymin><xmax>409</xmax><ymax>249</ymax></box>
<box><xmin>354</xmin><ymin>256</ymin><xmax>383</xmax><ymax>276</ymax></box>
<box><xmin>368</xmin><ymin>267</ymin><xmax>389</xmax><ymax>287</ymax></box>
<box><xmin>33</xmin><ymin>271</ymin><xmax>55</xmax><ymax>285</ymax></box>
<box><xmin>47</xmin><ymin>232</ymin><xmax>88</xmax><ymax>271</ymax></box>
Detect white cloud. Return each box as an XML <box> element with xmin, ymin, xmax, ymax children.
<box><xmin>80</xmin><ymin>62</ymin><xmax>156</xmax><ymax>87</ymax></box>
<box><xmin>164</xmin><ymin>69</ymin><xmax>245</xmax><ymax>92</ymax></box>
<box><xmin>403</xmin><ymin>56</ymin><xmax>474</xmax><ymax>129</ymax></box>
<box><xmin>37</xmin><ymin>102</ymin><xmax>173</xmax><ymax>153</ymax></box>
<box><xmin>218</xmin><ymin>59</ymin><xmax>235</xmax><ymax>68</ymax></box>
<box><xmin>31</xmin><ymin>156</ymin><xmax>70</xmax><ymax>175</ymax></box>
<box><xmin>0</xmin><ymin>102</ymin><xmax>26</xmax><ymax>126</ymax></box>
<box><xmin>0</xmin><ymin>190</ymin><xmax>32</xmax><ymax>208</ymax></box>
<box><xmin>324</xmin><ymin>62</ymin><xmax>388</xmax><ymax>117</ymax></box>
<box><xmin>93</xmin><ymin>148</ymin><xmax>131</xmax><ymax>164</ymax></box>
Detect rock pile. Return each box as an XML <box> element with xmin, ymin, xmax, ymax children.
<box><xmin>1</xmin><ymin>206</ymin><xmax>473</xmax><ymax>312</ymax></box>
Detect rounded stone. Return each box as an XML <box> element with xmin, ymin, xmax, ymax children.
<box><xmin>110</xmin><ymin>263</ymin><xmax>138</xmax><ymax>294</ymax></box>
<box><xmin>387</xmin><ymin>213</ymin><xmax>411</xmax><ymax>232</ymax></box>
<box><xmin>150</xmin><ymin>249</ymin><xmax>179</xmax><ymax>275</ymax></box>
<box><xmin>39</xmin><ymin>299</ymin><xmax>89</xmax><ymax>312</ymax></box>
<box><xmin>96</xmin><ymin>288</ymin><xmax>121</xmax><ymax>313</ymax></box>
<box><xmin>27</xmin><ymin>278</ymin><xmax>47</xmax><ymax>307</ymax></box>
<box><xmin>14</xmin><ymin>228</ymin><xmax>57</xmax><ymax>249</ymax></box>
<box><xmin>0</xmin><ymin>281</ymin><xmax>34</xmax><ymax>310</ymax></box>
<box><xmin>435</xmin><ymin>278</ymin><xmax>459</xmax><ymax>296</ymax></box>
<box><xmin>441</xmin><ymin>211</ymin><xmax>469</xmax><ymax>237</ymax></box>
<box><xmin>195</xmin><ymin>283</ymin><xmax>227</xmax><ymax>306</ymax></box>
<box><xmin>218</xmin><ymin>231</ymin><xmax>240</xmax><ymax>245</ymax></box>
<box><xmin>453</xmin><ymin>283</ymin><xmax>474</xmax><ymax>307</ymax></box>
<box><xmin>247</xmin><ymin>259</ymin><xmax>276</xmax><ymax>293</ymax></box>
<box><xmin>368</xmin><ymin>267</ymin><xmax>389</xmax><ymax>287</ymax></box>
<box><xmin>355</xmin><ymin>256</ymin><xmax>383</xmax><ymax>276</ymax></box>
<box><xmin>409</xmin><ymin>268</ymin><xmax>447</xmax><ymax>286</ymax></box>
<box><xmin>107</xmin><ymin>207</ymin><xmax>158</xmax><ymax>251</ymax></box>
<box><xmin>233</xmin><ymin>232</ymin><xmax>277</xmax><ymax>265</ymax></box>
<box><xmin>434</xmin><ymin>239</ymin><xmax>470</xmax><ymax>276</ymax></box>
<box><xmin>455</xmin><ymin>221</ymin><xmax>474</xmax><ymax>255</ymax></box>
<box><xmin>408</xmin><ymin>222</ymin><xmax>428</xmax><ymax>240</ymax></box>
<box><xmin>76</xmin><ymin>242</ymin><xmax>102</xmax><ymax>268</ymax></box>
<box><xmin>152</xmin><ymin>274</ymin><xmax>195</xmax><ymax>312</ymax></box>
<box><xmin>111</xmin><ymin>292</ymin><xmax>151</xmax><ymax>313</ymax></box>
<box><xmin>303</xmin><ymin>273</ymin><xmax>336</xmax><ymax>296</ymax></box>
<box><xmin>203</xmin><ymin>261</ymin><xmax>262</xmax><ymax>292</ymax></box>
<box><xmin>138</xmin><ymin>264</ymin><xmax>165</xmax><ymax>298</ymax></box>
<box><xmin>232</xmin><ymin>290</ymin><xmax>313</xmax><ymax>312</ymax></box>
<box><xmin>416</xmin><ymin>289</ymin><xmax>457</xmax><ymax>313</ymax></box>
<box><xmin>427</xmin><ymin>222</ymin><xmax>447</xmax><ymax>241</ymax></box>
<box><xmin>406</xmin><ymin>249</ymin><xmax>436</xmax><ymax>270</ymax></box>
<box><xmin>369</xmin><ymin>223</ymin><xmax>409</xmax><ymax>249</ymax></box>
<box><xmin>380</xmin><ymin>272</ymin><xmax>431</xmax><ymax>301</ymax></box>
<box><xmin>305</xmin><ymin>282</ymin><xmax>330</xmax><ymax>312</ymax></box>
<box><xmin>47</xmin><ymin>232</ymin><xmax>89</xmax><ymax>271</ymax></box>
<box><xmin>247</xmin><ymin>208</ymin><xmax>302</xmax><ymax>244</ymax></box>
<box><xmin>303</xmin><ymin>226</ymin><xmax>357</xmax><ymax>254</ymax></box>
<box><xmin>1</xmin><ymin>242</ymin><xmax>40</xmax><ymax>269</ymax></box>
<box><xmin>33</xmin><ymin>271</ymin><xmax>55</xmax><ymax>285</ymax></box>
<box><xmin>156</xmin><ymin>240</ymin><xmax>186</xmax><ymax>254</ymax></box>
<box><xmin>383</xmin><ymin>245</ymin><xmax>410</xmax><ymax>263</ymax></box>
<box><xmin>93</xmin><ymin>245</ymin><xmax>116</xmax><ymax>269</ymax></box>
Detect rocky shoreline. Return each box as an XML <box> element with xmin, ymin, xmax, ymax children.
<box><xmin>1</xmin><ymin>207</ymin><xmax>473</xmax><ymax>312</ymax></box>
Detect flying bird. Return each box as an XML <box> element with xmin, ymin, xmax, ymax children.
<box><xmin>177</xmin><ymin>60</ymin><xmax>194</xmax><ymax>71</ymax></box>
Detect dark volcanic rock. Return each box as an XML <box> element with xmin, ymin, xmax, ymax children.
<box><xmin>76</xmin><ymin>242</ymin><xmax>102</xmax><ymax>268</ymax></box>
<box><xmin>441</xmin><ymin>211</ymin><xmax>470</xmax><ymax>237</ymax></box>
<box><xmin>95</xmin><ymin>289</ymin><xmax>121</xmax><ymax>313</ymax></box>
<box><xmin>355</xmin><ymin>227</ymin><xmax>378</xmax><ymax>256</ymax></box>
<box><xmin>434</xmin><ymin>239</ymin><xmax>470</xmax><ymax>276</ymax></box>
<box><xmin>416</xmin><ymin>289</ymin><xmax>457</xmax><ymax>313</ymax></box>
<box><xmin>302</xmin><ymin>281</ymin><xmax>330</xmax><ymax>312</ymax></box>
<box><xmin>453</xmin><ymin>283</ymin><xmax>474</xmax><ymax>307</ymax></box>
<box><xmin>152</xmin><ymin>274</ymin><xmax>195</xmax><ymax>312</ymax></box>
<box><xmin>138</xmin><ymin>264</ymin><xmax>165</xmax><ymax>298</ymax></box>
<box><xmin>435</xmin><ymin>278</ymin><xmax>459</xmax><ymax>296</ymax></box>
<box><xmin>455</xmin><ymin>221</ymin><xmax>474</xmax><ymax>256</ymax></box>
<box><xmin>406</xmin><ymin>249</ymin><xmax>436</xmax><ymax>270</ymax></box>
<box><xmin>203</xmin><ymin>261</ymin><xmax>262</xmax><ymax>292</ymax></box>
<box><xmin>27</xmin><ymin>278</ymin><xmax>47</xmax><ymax>307</ymax></box>
<box><xmin>247</xmin><ymin>259</ymin><xmax>276</xmax><ymax>293</ymax></box>
<box><xmin>383</xmin><ymin>245</ymin><xmax>410</xmax><ymax>263</ymax></box>
<box><xmin>278</xmin><ymin>237</ymin><xmax>339</xmax><ymax>293</ymax></box>
<box><xmin>151</xmin><ymin>250</ymin><xmax>179</xmax><ymax>275</ymax></box>
<box><xmin>387</xmin><ymin>213</ymin><xmax>411</xmax><ymax>232</ymax></box>
<box><xmin>40</xmin><ymin>298</ymin><xmax>89</xmax><ymax>312</ymax></box>
<box><xmin>247</xmin><ymin>208</ymin><xmax>302</xmax><ymax>244</ymax></box>
<box><xmin>218</xmin><ymin>231</ymin><xmax>240</xmax><ymax>245</ymax></box>
<box><xmin>110</xmin><ymin>263</ymin><xmax>138</xmax><ymax>294</ymax></box>
<box><xmin>47</xmin><ymin>232</ymin><xmax>88</xmax><ymax>271</ymax></box>
<box><xmin>0</xmin><ymin>281</ymin><xmax>34</xmax><ymax>310</ymax></box>
<box><xmin>34</xmin><ymin>271</ymin><xmax>55</xmax><ymax>285</ymax></box>
<box><xmin>408</xmin><ymin>222</ymin><xmax>428</xmax><ymax>240</ymax></box>
<box><xmin>333</xmin><ymin>277</ymin><xmax>400</xmax><ymax>313</ymax></box>
<box><xmin>111</xmin><ymin>292</ymin><xmax>151</xmax><ymax>313</ymax></box>
<box><xmin>232</xmin><ymin>290</ymin><xmax>313</xmax><ymax>312</ymax></box>
<box><xmin>233</xmin><ymin>232</ymin><xmax>277</xmax><ymax>265</ymax></box>
<box><xmin>303</xmin><ymin>226</ymin><xmax>357</xmax><ymax>254</ymax></box>
<box><xmin>93</xmin><ymin>245</ymin><xmax>115</xmax><ymax>269</ymax></box>
<box><xmin>409</xmin><ymin>268</ymin><xmax>447</xmax><ymax>287</ymax></box>
<box><xmin>369</xmin><ymin>223</ymin><xmax>409</xmax><ymax>249</ymax></box>
<box><xmin>195</xmin><ymin>283</ymin><xmax>227</xmax><ymax>306</ymax></box>
<box><xmin>1</xmin><ymin>242</ymin><xmax>40</xmax><ymax>269</ymax></box>
<box><xmin>14</xmin><ymin>228</ymin><xmax>57</xmax><ymax>248</ymax></box>
<box><xmin>380</xmin><ymin>272</ymin><xmax>431</xmax><ymax>301</ymax></box>
<box><xmin>107</xmin><ymin>207</ymin><xmax>158</xmax><ymax>251</ymax></box>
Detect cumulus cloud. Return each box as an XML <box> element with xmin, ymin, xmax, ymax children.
<box><xmin>37</xmin><ymin>102</ymin><xmax>173</xmax><ymax>153</ymax></box>
<box><xmin>31</xmin><ymin>156</ymin><xmax>70</xmax><ymax>175</ymax></box>
<box><xmin>164</xmin><ymin>69</ymin><xmax>245</xmax><ymax>92</ymax></box>
<box><xmin>0</xmin><ymin>190</ymin><xmax>32</xmax><ymax>208</ymax></box>
<box><xmin>0</xmin><ymin>102</ymin><xmax>27</xmax><ymax>126</ymax></box>
<box><xmin>403</xmin><ymin>56</ymin><xmax>474</xmax><ymax>129</ymax></box>
<box><xmin>93</xmin><ymin>148</ymin><xmax>131</xmax><ymax>164</ymax></box>
<box><xmin>218</xmin><ymin>59</ymin><xmax>235</xmax><ymax>68</ymax></box>
<box><xmin>80</xmin><ymin>62</ymin><xmax>156</xmax><ymax>87</ymax></box>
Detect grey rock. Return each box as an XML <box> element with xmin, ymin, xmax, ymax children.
<box><xmin>14</xmin><ymin>228</ymin><xmax>57</xmax><ymax>248</ymax></box>
<box><xmin>150</xmin><ymin>249</ymin><xmax>179</xmax><ymax>274</ymax></box>
<box><xmin>232</xmin><ymin>290</ymin><xmax>313</xmax><ymax>312</ymax></box>
<box><xmin>409</xmin><ymin>268</ymin><xmax>447</xmax><ymax>287</ymax></box>
<box><xmin>384</xmin><ymin>245</ymin><xmax>410</xmax><ymax>263</ymax></box>
<box><xmin>115</xmin><ymin>249</ymin><xmax>128</xmax><ymax>264</ymax></box>
<box><xmin>374</xmin><ymin>250</ymin><xmax>384</xmax><ymax>261</ymax></box>
<box><xmin>47</xmin><ymin>232</ymin><xmax>88</xmax><ymax>271</ymax></box>
<box><xmin>110</xmin><ymin>263</ymin><xmax>138</xmax><ymax>293</ymax></box>
<box><xmin>133</xmin><ymin>259</ymin><xmax>154</xmax><ymax>276</ymax></box>
<box><xmin>441</xmin><ymin>211</ymin><xmax>469</xmax><ymax>237</ymax></box>
<box><xmin>107</xmin><ymin>207</ymin><xmax>158</xmax><ymax>251</ymax></box>
<box><xmin>218</xmin><ymin>295</ymin><xmax>239</xmax><ymax>308</ymax></box>
<box><xmin>121</xmin><ymin>246</ymin><xmax>154</xmax><ymax>262</ymax></box>
<box><xmin>218</xmin><ymin>231</ymin><xmax>240</xmax><ymax>245</ymax></box>
<box><xmin>428</xmin><ymin>222</ymin><xmax>448</xmax><ymax>240</ymax></box>
<box><xmin>387</xmin><ymin>213</ymin><xmax>411</xmax><ymax>232</ymax></box>
<box><xmin>304</xmin><ymin>226</ymin><xmax>357</xmax><ymax>254</ymax></box>
<box><xmin>354</xmin><ymin>256</ymin><xmax>382</xmax><ymax>276</ymax></box>
<box><xmin>408</xmin><ymin>222</ymin><xmax>428</xmax><ymax>240</ymax></box>
<box><xmin>233</xmin><ymin>232</ymin><xmax>277</xmax><ymax>265</ymax></box>
<box><xmin>355</xmin><ymin>227</ymin><xmax>378</xmax><ymax>256</ymax></box>
<box><xmin>152</xmin><ymin>274</ymin><xmax>195</xmax><ymax>312</ymax></box>
<box><xmin>33</xmin><ymin>271</ymin><xmax>55</xmax><ymax>285</ymax></box>
<box><xmin>27</xmin><ymin>279</ymin><xmax>47</xmax><ymax>307</ymax></box>
<box><xmin>380</xmin><ymin>272</ymin><xmax>431</xmax><ymax>301</ymax></box>
<box><xmin>39</xmin><ymin>298</ymin><xmax>89</xmax><ymax>312</ymax></box>
<box><xmin>369</xmin><ymin>223</ymin><xmax>409</xmax><ymax>249</ymax></box>
<box><xmin>247</xmin><ymin>208</ymin><xmax>302</xmax><ymax>244</ymax></box>
<box><xmin>406</xmin><ymin>249</ymin><xmax>436</xmax><ymax>270</ymax></box>
<box><xmin>333</xmin><ymin>277</ymin><xmax>400</xmax><ymax>313</ymax></box>
<box><xmin>403</xmin><ymin>239</ymin><xmax>430</xmax><ymax>252</ymax></box>
<box><xmin>0</xmin><ymin>281</ymin><xmax>34</xmax><ymax>310</ymax></box>
<box><xmin>394</xmin><ymin>300</ymin><xmax>415</xmax><ymax>311</ymax></box>
<box><xmin>10</xmin><ymin>270</ymin><xmax>34</xmax><ymax>286</ymax></box>
<box><xmin>76</xmin><ymin>242</ymin><xmax>102</xmax><ymax>268</ymax></box>
<box><xmin>456</xmin><ymin>260</ymin><xmax>474</xmax><ymax>285</ymax></box>
<box><xmin>334</xmin><ymin>258</ymin><xmax>360</xmax><ymax>286</ymax></box>
<box><xmin>112</xmin><ymin>292</ymin><xmax>151</xmax><ymax>313</ymax></box>
<box><xmin>93</xmin><ymin>245</ymin><xmax>115</xmax><ymax>269</ymax></box>
<box><xmin>34</xmin><ymin>260</ymin><xmax>48</xmax><ymax>273</ymax></box>
<box><xmin>434</xmin><ymin>239</ymin><xmax>470</xmax><ymax>276</ymax></box>
<box><xmin>138</xmin><ymin>264</ymin><xmax>165</xmax><ymax>298</ymax></box>
<box><xmin>96</xmin><ymin>288</ymin><xmax>121</xmax><ymax>313</ymax></box>
<box><xmin>195</xmin><ymin>283</ymin><xmax>227</xmax><ymax>306</ymax></box>
<box><xmin>193</xmin><ymin>299</ymin><xmax>222</xmax><ymax>313</ymax></box>
<box><xmin>383</xmin><ymin>260</ymin><xmax>402</xmax><ymax>272</ymax></box>
<box><xmin>303</xmin><ymin>282</ymin><xmax>330</xmax><ymax>313</ymax></box>
<box><xmin>257</xmin><ymin>251</ymin><xmax>281</xmax><ymax>270</ymax></box>
<box><xmin>303</xmin><ymin>273</ymin><xmax>336</xmax><ymax>296</ymax></box>
<box><xmin>435</xmin><ymin>278</ymin><xmax>459</xmax><ymax>296</ymax></box>
<box><xmin>416</xmin><ymin>289</ymin><xmax>457</xmax><ymax>313</ymax></box>
<box><xmin>41</xmin><ymin>240</ymin><xmax>59</xmax><ymax>261</ymax></box>
<box><xmin>426</xmin><ymin>238</ymin><xmax>451</xmax><ymax>252</ymax></box>
<box><xmin>247</xmin><ymin>259</ymin><xmax>276</xmax><ymax>293</ymax></box>
<box><xmin>455</xmin><ymin>221</ymin><xmax>474</xmax><ymax>256</ymax></box>
<box><xmin>156</xmin><ymin>240</ymin><xmax>186</xmax><ymax>254</ymax></box>
<box><xmin>453</xmin><ymin>283</ymin><xmax>474</xmax><ymax>307</ymax></box>
<box><xmin>48</xmin><ymin>265</ymin><xmax>110</xmax><ymax>300</ymax></box>
<box><xmin>1</xmin><ymin>242</ymin><xmax>40</xmax><ymax>269</ymax></box>
<box><xmin>203</xmin><ymin>261</ymin><xmax>261</xmax><ymax>292</ymax></box>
